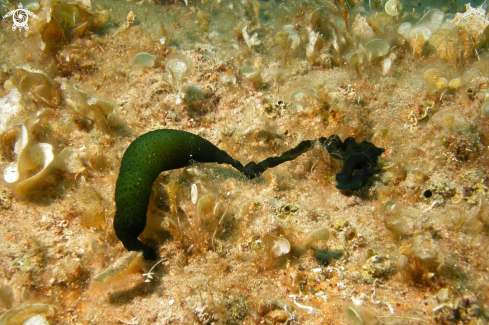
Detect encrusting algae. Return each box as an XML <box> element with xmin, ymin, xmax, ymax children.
<box><xmin>1</xmin><ymin>0</ymin><xmax>489</xmax><ymax>324</ymax></box>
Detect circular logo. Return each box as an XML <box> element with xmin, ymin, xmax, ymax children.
<box><xmin>4</xmin><ymin>3</ymin><xmax>37</xmax><ymax>32</ymax></box>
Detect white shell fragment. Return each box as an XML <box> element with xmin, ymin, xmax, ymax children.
<box><xmin>271</xmin><ymin>237</ymin><xmax>291</xmax><ymax>258</ymax></box>
<box><xmin>133</xmin><ymin>52</ymin><xmax>157</xmax><ymax>67</ymax></box>
<box><xmin>288</xmin><ymin>31</ymin><xmax>301</xmax><ymax>52</ymax></box>
<box><xmin>191</xmin><ymin>183</ymin><xmax>198</xmax><ymax>204</ymax></box>
<box><xmin>93</xmin><ymin>251</ymin><xmax>142</xmax><ymax>283</ymax></box>
<box><xmin>3</xmin><ymin>124</ymin><xmax>29</xmax><ymax>184</ymax></box>
<box><xmin>347</xmin><ymin>307</ymin><xmax>365</xmax><ymax>325</ymax></box>
<box><xmin>481</xmin><ymin>102</ymin><xmax>489</xmax><ymax>118</ymax></box>
<box><xmin>366</xmin><ymin>39</ymin><xmax>390</xmax><ymax>60</ymax></box>
<box><xmin>242</xmin><ymin>24</ymin><xmax>261</xmax><ymax>49</ymax></box>
<box><xmin>2</xmin><ymin>123</ymin><xmax>58</xmax><ymax>195</ymax></box>
<box><xmin>3</xmin><ymin>164</ymin><xmax>20</xmax><ymax>184</ymax></box>
<box><xmin>66</xmin><ymin>84</ymin><xmax>123</xmax><ymax>133</ymax></box>
<box><xmin>23</xmin><ymin>315</ymin><xmax>50</xmax><ymax>325</ymax></box>
<box><xmin>17</xmin><ymin>64</ymin><xmax>57</xmax><ymax>107</ymax></box>
<box><xmin>422</xmin><ymin>68</ymin><xmax>442</xmax><ymax>84</ymax></box>
<box><xmin>451</xmin><ymin>4</ymin><xmax>489</xmax><ymax>40</ymax></box>
<box><xmin>303</xmin><ymin>228</ymin><xmax>330</xmax><ymax>246</ymax></box>
<box><xmin>384</xmin><ymin>0</ymin><xmax>402</xmax><ymax>16</ymax></box>
<box><xmin>397</xmin><ymin>22</ymin><xmax>412</xmax><ymax>39</ymax></box>
<box><xmin>429</xmin><ymin>29</ymin><xmax>460</xmax><ymax>60</ymax></box>
<box><xmin>166</xmin><ymin>56</ymin><xmax>189</xmax><ymax>90</ymax></box>
<box><xmin>382</xmin><ymin>57</ymin><xmax>392</xmax><ymax>76</ymax></box>
<box><xmin>0</xmin><ymin>304</ymin><xmax>49</xmax><ymax>325</ymax></box>
<box><xmin>351</xmin><ymin>13</ymin><xmax>375</xmax><ymax>40</ymax></box>
<box><xmin>306</xmin><ymin>30</ymin><xmax>323</xmax><ymax>62</ymax></box>
<box><xmin>16</xmin><ymin>143</ymin><xmax>55</xmax><ymax>196</ymax></box>
<box><xmin>448</xmin><ymin>78</ymin><xmax>462</xmax><ymax>90</ymax></box>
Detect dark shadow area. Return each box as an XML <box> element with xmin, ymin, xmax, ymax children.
<box><xmin>314</xmin><ymin>248</ymin><xmax>344</xmax><ymax>267</ymax></box>
<box><xmin>24</xmin><ymin>171</ymin><xmax>77</xmax><ymax>206</ymax></box>
<box><xmin>108</xmin><ymin>273</ymin><xmax>164</xmax><ymax>305</ymax></box>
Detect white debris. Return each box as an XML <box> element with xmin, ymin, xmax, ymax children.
<box><xmin>23</xmin><ymin>315</ymin><xmax>50</xmax><ymax>325</ymax></box>
<box><xmin>0</xmin><ymin>87</ymin><xmax>23</xmax><ymax>133</ymax></box>
<box><xmin>451</xmin><ymin>4</ymin><xmax>489</xmax><ymax>40</ymax></box>
<box><xmin>242</xmin><ymin>24</ymin><xmax>261</xmax><ymax>49</ymax></box>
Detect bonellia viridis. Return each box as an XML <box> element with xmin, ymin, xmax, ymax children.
<box><xmin>114</xmin><ymin>129</ymin><xmax>384</xmax><ymax>260</ymax></box>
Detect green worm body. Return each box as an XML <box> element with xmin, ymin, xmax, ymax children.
<box><xmin>114</xmin><ymin>129</ymin><xmax>384</xmax><ymax>260</ymax></box>
<box><xmin>114</xmin><ymin>129</ymin><xmax>244</xmax><ymax>260</ymax></box>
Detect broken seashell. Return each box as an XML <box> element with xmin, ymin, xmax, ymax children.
<box><xmin>17</xmin><ymin>64</ymin><xmax>58</xmax><ymax>107</ymax></box>
<box><xmin>481</xmin><ymin>102</ymin><xmax>489</xmax><ymax>118</ymax></box>
<box><xmin>133</xmin><ymin>52</ymin><xmax>157</xmax><ymax>68</ymax></box>
<box><xmin>384</xmin><ymin>0</ymin><xmax>402</xmax><ymax>17</ymax></box>
<box><xmin>241</xmin><ymin>23</ymin><xmax>261</xmax><ymax>49</ymax></box>
<box><xmin>303</xmin><ymin>228</ymin><xmax>330</xmax><ymax>246</ymax></box>
<box><xmin>306</xmin><ymin>30</ymin><xmax>324</xmax><ymax>63</ymax></box>
<box><xmin>397</xmin><ymin>22</ymin><xmax>412</xmax><ymax>39</ymax></box>
<box><xmin>429</xmin><ymin>29</ymin><xmax>461</xmax><ymax>61</ymax></box>
<box><xmin>408</xmin><ymin>26</ymin><xmax>432</xmax><ymax>54</ymax></box>
<box><xmin>240</xmin><ymin>65</ymin><xmax>263</xmax><ymax>86</ymax></box>
<box><xmin>66</xmin><ymin>85</ymin><xmax>126</xmax><ymax>134</ymax></box>
<box><xmin>366</xmin><ymin>39</ymin><xmax>390</xmax><ymax>61</ymax></box>
<box><xmin>351</xmin><ymin>13</ymin><xmax>375</xmax><ymax>40</ymax></box>
<box><xmin>24</xmin><ymin>315</ymin><xmax>50</xmax><ymax>325</ymax></box>
<box><xmin>450</xmin><ymin>4</ymin><xmax>489</xmax><ymax>41</ymax></box>
<box><xmin>16</xmin><ymin>143</ymin><xmax>55</xmax><ymax>196</ymax></box>
<box><xmin>3</xmin><ymin>124</ymin><xmax>29</xmax><ymax>184</ymax></box>
<box><xmin>274</xmin><ymin>30</ymin><xmax>299</xmax><ymax>55</ymax></box>
<box><xmin>417</xmin><ymin>8</ymin><xmax>444</xmax><ymax>32</ymax></box>
<box><xmin>448</xmin><ymin>78</ymin><xmax>462</xmax><ymax>90</ymax></box>
<box><xmin>41</xmin><ymin>2</ymin><xmax>107</xmax><ymax>51</ymax></box>
<box><xmin>165</xmin><ymin>54</ymin><xmax>190</xmax><ymax>90</ymax></box>
<box><xmin>197</xmin><ymin>194</ymin><xmax>215</xmax><ymax>220</ymax></box>
<box><xmin>271</xmin><ymin>237</ymin><xmax>291</xmax><ymax>258</ymax></box>
<box><xmin>347</xmin><ymin>306</ymin><xmax>365</xmax><ymax>325</ymax></box>
<box><xmin>346</xmin><ymin>51</ymin><xmax>363</xmax><ymax>74</ymax></box>
<box><xmin>191</xmin><ymin>183</ymin><xmax>198</xmax><ymax>204</ymax></box>
<box><xmin>367</xmin><ymin>12</ymin><xmax>395</xmax><ymax>35</ymax></box>
<box><xmin>382</xmin><ymin>57</ymin><xmax>392</xmax><ymax>76</ymax></box>
<box><xmin>0</xmin><ymin>304</ymin><xmax>50</xmax><ymax>325</ymax></box>
<box><xmin>435</xmin><ymin>77</ymin><xmax>448</xmax><ymax>91</ymax></box>
<box><xmin>291</xmin><ymin>90</ymin><xmax>305</xmax><ymax>102</ymax></box>
<box><xmin>422</xmin><ymin>68</ymin><xmax>442</xmax><ymax>84</ymax></box>
<box><xmin>93</xmin><ymin>251</ymin><xmax>142</xmax><ymax>283</ymax></box>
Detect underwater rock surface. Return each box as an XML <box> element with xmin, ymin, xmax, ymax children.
<box><xmin>0</xmin><ymin>0</ymin><xmax>489</xmax><ymax>323</ymax></box>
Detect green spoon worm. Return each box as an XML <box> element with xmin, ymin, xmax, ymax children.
<box><xmin>114</xmin><ymin>129</ymin><xmax>384</xmax><ymax>260</ymax></box>
<box><xmin>114</xmin><ymin>129</ymin><xmax>246</xmax><ymax>260</ymax></box>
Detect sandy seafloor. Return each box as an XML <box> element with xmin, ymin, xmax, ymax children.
<box><xmin>1</xmin><ymin>0</ymin><xmax>489</xmax><ymax>324</ymax></box>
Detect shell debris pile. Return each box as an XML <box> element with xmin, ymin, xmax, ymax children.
<box><xmin>1</xmin><ymin>0</ymin><xmax>489</xmax><ymax>324</ymax></box>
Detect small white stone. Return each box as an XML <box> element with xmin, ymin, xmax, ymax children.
<box><xmin>23</xmin><ymin>315</ymin><xmax>49</xmax><ymax>325</ymax></box>
<box><xmin>191</xmin><ymin>184</ymin><xmax>198</xmax><ymax>204</ymax></box>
